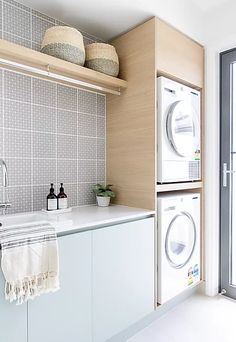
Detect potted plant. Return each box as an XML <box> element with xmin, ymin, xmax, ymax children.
<box><xmin>93</xmin><ymin>184</ymin><xmax>115</xmax><ymax>207</ymax></box>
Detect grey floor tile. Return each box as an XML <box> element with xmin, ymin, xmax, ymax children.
<box><xmin>4</xmin><ymin>70</ymin><xmax>31</xmax><ymax>102</ymax></box>
<box><xmin>78</xmin><ymin>136</ymin><xmax>96</xmax><ymax>159</ymax></box>
<box><xmin>57</xmin><ymin>159</ymin><xmax>77</xmax><ymax>184</ymax></box>
<box><xmin>4</xmin><ymin>99</ymin><xmax>31</xmax><ymax>130</ymax></box>
<box><xmin>57</xmin><ymin>109</ymin><xmax>77</xmax><ymax>135</ymax></box>
<box><xmin>33</xmin><ymin>132</ymin><xmax>56</xmax><ymax>158</ymax></box>
<box><xmin>32</xmin><ymin>105</ymin><xmax>56</xmax><ymax>133</ymax></box>
<box><xmin>57</xmin><ymin>84</ymin><xmax>77</xmax><ymax>111</ymax></box>
<box><xmin>78</xmin><ymin>89</ymin><xmax>97</xmax><ymax>114</ymax></box>
<box><xmin>33</xmin><ymin>158</ymin><xmax>56</xmax><ymax>185</ymax></box>
<box><xmin>6</xmin><ymin>158</ymin><xmax>31</xmax><ymax>186</ymax></box>
<box><xmin>77</xmin><ymin>182</ymin><xmax>96</xmax><ymax>206</ymax></box>
<box><xmin>78</xmin><ymin>113</ymin><xmax>96</xmax><ymax>137</ymax></box>
<box><xmin>3</xmin><ymin>3</ymin><xmax>31</xmax><ymax>40</ymax></box>
<box><xmin>32</xmin><ymin>78</ymin><xmax>57</xmax><ymax>107</ymax></box>
<box><xmin>78</xmin><ymin>159</ymin><xmax>96</xmax><ymax>182</ymax></box>
<box><xmin>57</xmin><ymin>134</ymin><xmax>77</xmax><ymax>159</ymax></box>
<box><xmin>5</xmin><ymin>129</ymin><xmax>31</xmax><ymax>158</ymax></box>
<box><xmin>7</xmin><ymin>186</ymin><xmax>32</xmax><ymax>214</ymax></box>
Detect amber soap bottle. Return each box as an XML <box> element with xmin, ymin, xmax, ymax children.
<box><xmin>57</xmin><ymin>183</ymin><xmax>68</xmax><ymax>209</ymax></box>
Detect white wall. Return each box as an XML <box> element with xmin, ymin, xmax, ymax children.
<box><xmin>20</xmin><ymin>0</ymin><xmax>205</xmax><ymax>43</ymax></box>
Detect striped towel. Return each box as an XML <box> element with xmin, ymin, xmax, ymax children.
<box><xmin>0</xmin><ymin>221</ymin><xmax>59</xmax><ymax>305</ymax></box>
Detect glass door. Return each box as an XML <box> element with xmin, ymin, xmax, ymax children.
<box><xmin>220</xmin><ymin>49</ymin><xmax>236</xmax><ymax>298</ymax></box>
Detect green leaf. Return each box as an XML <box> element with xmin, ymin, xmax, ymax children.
<box><xmin>93</xmin><ymin>183</ymin><xmax>115</xmax><ymax>198</ymax></box>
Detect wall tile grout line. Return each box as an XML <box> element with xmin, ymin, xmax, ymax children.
<box><xmin>1</xmin><ymin>0</ymin><xmax>3</xmax><ymax>33</ymax></box>
<box><xmin>30</xmin><ymin>5</ymin><xmax>32</xmax><ymax>49</ymax></box>
<box><xmin>76</xmin><ymin>87</ymin><xmax>79</xmax><ymax>206</ymax></box>
<box><xmin>55</xmin><ymin>83</ymin><xmax>58</xmax><ymax>200</ymax></box>
<box><xmin>2</xmin><ymin>69</ymin><xmax>5</xmax><ymax>205</ymax></box>
<box><xmin>0</xmin><ymin>0</ymin><xmax>106</xmax><ymax>213</ymax></box>
<box><xmin>30</xmin><ymin>74</ymin><xmax>33</xmax><ymax>212</ymax></box>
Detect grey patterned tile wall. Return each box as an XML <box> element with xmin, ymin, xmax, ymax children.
<box><xmin>0</xmin><ymin>69</ymin><xmax>106</xmax><ymax>214</ymax></box>
<box><xmin>1</xmin><ymin>0</ymin><xmax>103</xmax><ymax>50</ymax></box>
<box><xmin>0</xmin><ymin>0</ymin><xmax>106</xmax><ymax>214</ymax></box>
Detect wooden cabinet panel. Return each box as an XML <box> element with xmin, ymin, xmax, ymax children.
<box><xmin>28</xmin><ymin>231</ymin><xmax>92</xmax><ymax>342</ymax></box>
<box><xmin>107</xmin><ymin>18</ymin><xmax>157</xmax><ymax>210</ymax></box>
<box><xmin>0</xmin><ymin>269</ymin><xmax>27</xmax><ymax>342</ymax></box>
<box><xmin>92</xmin><ymin>218</ymin><xmax>155</xmax><ymax>342</ymax></box>
<box><xmin>155</xmin><ymin>18</ymin><xmax>204</xmax><ymax>88</ymax></box>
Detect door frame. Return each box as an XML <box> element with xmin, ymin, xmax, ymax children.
<box><xmin>220</xmin><ymin>48</ymin><xmax>236</xmax><ymax>298</ymax></box>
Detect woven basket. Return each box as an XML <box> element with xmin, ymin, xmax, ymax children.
<box><xmin>85</xmin><ymin>43</ymin><xmax>119</xmax><ymax>77</ymax></box>
<box><xmin>41</xmin><ymin>26</ymin><xmax>85</xmax><ymax>66</ymax></box>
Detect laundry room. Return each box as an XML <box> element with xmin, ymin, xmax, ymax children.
<box><xmin>0</xmin><ymin>1</ymin><xmax>235</xmax><ymax>342</ymax></box>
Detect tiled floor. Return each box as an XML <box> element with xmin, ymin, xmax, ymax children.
<box><xmin>128</xmin><ymin>294</ymin><xmax>236</xmax><ymax>342</ymax></box>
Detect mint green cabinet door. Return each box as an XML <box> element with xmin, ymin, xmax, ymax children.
<box><xmin>28</xmin><ymin>231</ymin><xmax>92</xmax><ymax>342</ymax></box>
<box><xmin>0</xmin><ymin>269</ymin><xmax>27</xmax><ymax>342</ymax></box>
<box><xmin>92</xmin><ymin>218</ymin><xmax>155</xmax><ymax>342</ymax></box>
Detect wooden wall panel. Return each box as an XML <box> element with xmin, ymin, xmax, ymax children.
<box><xmin>107</xmin><ymin>18</ymin><xmax>156</xmax><ymax>210</ymax></box>
<box><xmin>155</xmin><ymin>18</ymin><xmax>204</xmax><ymax>89</ymax></box>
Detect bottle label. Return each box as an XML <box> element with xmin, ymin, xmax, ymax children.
<box><xmin>48</xmin><ymin>199</ymin><xmax>57</xmax><ymax>211</ymax></box>
<box><xmin>58</xmin><ymin>198</ymin><xmax>68</xmax><ymax>209</ymax></box>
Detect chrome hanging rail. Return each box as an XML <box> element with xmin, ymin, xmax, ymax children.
<box><xmin>0</xmin><ymin>58</ymin><xmax>121</xmax><ymax>96</ymax></box>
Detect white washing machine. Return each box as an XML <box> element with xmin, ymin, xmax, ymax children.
<box><xmin>157</xmin><ymin>193</ymin><xmax>201</xmax><ymax>304</ymax></box>
<box><xmin>157</xmin><ymin>77</ymin><xmax>201</xmax><ymax>183</ymax></box>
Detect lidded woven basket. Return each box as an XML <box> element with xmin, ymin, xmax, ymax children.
<box><xmin>85</xmin><ymin>43</ymin><xmax>119</xmax><ymax>77</ymax></box>
<box><xmin>41</xmin><ymin>26</ymin><xmax>85</xmax><ymax>66</ymax></box>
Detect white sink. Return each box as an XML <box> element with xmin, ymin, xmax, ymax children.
<box><xmin>0</xmin><ymin>212</ymin><xmax>45</xmax><ymax>228</ymax></box>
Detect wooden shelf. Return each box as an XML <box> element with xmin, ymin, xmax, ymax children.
<box><xmin>156</xmin><ymin>181</ymin><xmax>203</xmax><ymax>193</ymax></box>
<box><xmin>0</xmin><ymin>39</ymin><xmax>128</xmax><ymax>95</ymax></box>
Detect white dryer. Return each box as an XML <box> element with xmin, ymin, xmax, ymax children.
<box><xmin>157</xmin><ymin>193</ymin><xmax>200</xmax><ymax>304</ymax></box>
<box><xmin>157</xmin><ymin>77</ymin><xmax>201</xmax><ymax>183</ymax></box>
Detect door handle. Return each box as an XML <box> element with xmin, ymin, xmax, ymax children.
<box><xmin>223</xmin><ymin>163</ymin><xmax>236</xmax><ymax>187</ymax></box>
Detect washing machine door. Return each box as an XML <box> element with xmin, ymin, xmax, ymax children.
<box><xmin>166</xmin><ymin>100</ymin><xmax>199</xmax><ymax>157</ymax></box>
<box><xmin>165</xmin><ymin>212</ymin><xmax>196</xmax><ymax>268</ymax></box>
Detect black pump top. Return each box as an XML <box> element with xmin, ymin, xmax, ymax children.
<box><xmin>50</xmin><ymin>183</ymin><xmax>55</xmax><ymax>193</ymax></box>
<box><xmin>60</xmin><ymin>183</ymin><xmax>64</xmax><ymax>192</ymax></box>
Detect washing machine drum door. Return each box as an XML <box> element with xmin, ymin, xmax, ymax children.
<box><xmin>165</xmin><ymin>212</ymin><xmax>196</xmax><ymax>268</ymax></box>
<box><xmin>167</xmin><ymin>100</ymin><xmax>199</xmax><ymax>157</ymax></box>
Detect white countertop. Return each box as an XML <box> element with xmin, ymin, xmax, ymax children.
<box><xmin>1</xmin><ymin>205</ymin><xmax>155</xmax><ymax>236</ymax></box>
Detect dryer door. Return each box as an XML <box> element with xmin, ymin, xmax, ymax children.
<box><xmin>165</xmin><ymin>212</ymin><xmax>196</xmax><ymax>268</ymax></box>
<box><xmin>166</xmin><ymin>100</ymin><xmax>199</xmax><ymax>157</ymax></box>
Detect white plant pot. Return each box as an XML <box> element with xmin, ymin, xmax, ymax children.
<box><xmin>96</xmin><ymin>196</ymin><xmax>110</xmax><ymax>207</ymax></box>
